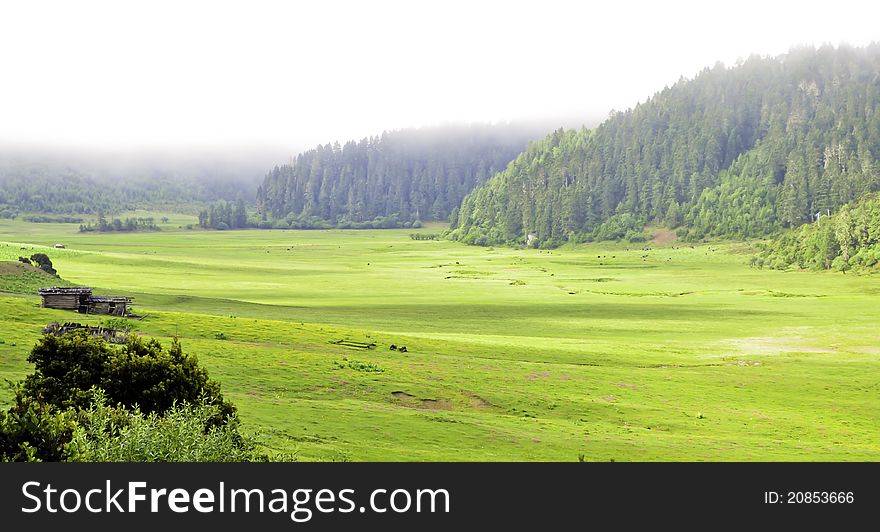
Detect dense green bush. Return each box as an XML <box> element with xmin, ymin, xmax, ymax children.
<box><xmin>0</xmin><ymin>392</ymin><xmax>77</xmax><ymax>462</ymax></box>
<box><xmin>409</xmin><ymin>233</ymin><xmax>439</xmax><ymax>241</ymax></box>
<box><xmin>0</xmin><ymin>332</ymin><xmax>253</xmax><ymax>461</ymax></box>
<box><xmin>757</xmin><ymin>193</ymin><xmax>880</xmax><ymax>271</ymax></box>
<box><xmin>590</xmin><ymin>213</ymin><xmax>646</xmax><ymax>243</ymax></box>
<box><xmin>29</xmin><ymin>253</ymin><xmax>56</xmax><ymax>276</ymax></box>
<box><xmin>65</xmin><ymin>390</ymin><xmax>266</xmax><ymax>462</ymax></box>
<box><xmin>22</xmin><ymin>332</ymin><xmax>235</xmax><ymax>419</ymax></box>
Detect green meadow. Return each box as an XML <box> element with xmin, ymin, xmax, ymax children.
<box><xmin>1</xmin><ymin>219</ymin><xmax>878</xmax><ymax>461</ymax></box>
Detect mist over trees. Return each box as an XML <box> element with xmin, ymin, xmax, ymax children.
<box><xmin>449</xmin><ymin>45</ymin><xmax>880</xmax><ymax>247</ymax></box>
<box><xmin>256</xmin><ymin>123</ymin><xmax>549</xmax><ymax>228</ymax></box>
<box><xmin>0</xmin><ymin>150</ymin><xmax>268</xmax><ymax>217</ymax></box>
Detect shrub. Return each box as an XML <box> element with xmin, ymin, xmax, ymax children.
<box><xmin>0</xmin><ymin>392</ymin><xmax>77</xmax><ymax>462</ymax></box>
<box><xmin>29</xmin><ymin>253</ymin><xmax>56</xmax><ymax>276</ymax></box>
<box><xmin>1</xmin><ymin>333</ymin><xmax>248</xmax><ymax>462</ymax></box>
<box><xmin>64</xmin><ymin>390</ymin><xmax>267</xmax><ymax>462</ymax></box>
<box><xmin>592</xmin><ymin>213</ymin><xmax>645</xmax><ymax>242</ymax></box>
<box><xmin>21</xmin><ymin>332</ymin><xmax>235</xmax><ymax>419</ymax></box>
<box><xmin>409</xmin><ymin>233</ymin><xmax>440</xmax><ymax>241</ymax></box>
<box><xmin>101</xmin><ymin>318</ymin><xmax>138</xmax><ymax>332</ymax></box>
<box><xmin>333</xmin><ymin>358</ymin><xmax>384</xmax><ymax>373</ymax></box>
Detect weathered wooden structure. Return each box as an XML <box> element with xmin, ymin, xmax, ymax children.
<box><xmin>42</xmin><ymin>321</ymin><xmax>129</xmax><ymax>344</ymax></box>
<box><xmin>38</xmin><ymin>287</ymin><xmax>132</xmax><ymax>316</ymax></box>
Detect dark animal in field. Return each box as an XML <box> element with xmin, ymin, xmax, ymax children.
<box><xmin>390</xmin><ymin>344</ymin><xmax>398</xmax><ymax>351</ymax></box>
<box><xmin>399</xmin><ymin>346</ymin><xmax>407</xmax><ymax>353</ymax></box>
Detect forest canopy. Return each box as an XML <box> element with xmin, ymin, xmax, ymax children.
<box><xmin>449</xmin><ymin>45</ymin><xmax>880</xmax><ymax>247</ymax></box>
<box><xmin>256</xmin><ymin>123</ymin><xmax>546</xmax><ymax>228</ymax></box>
<box><xmin>0</xmin><ymin>154</ymin><xmax>260</xmax><ymax>217</ymax></box>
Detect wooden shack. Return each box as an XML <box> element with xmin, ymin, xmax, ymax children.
<box><xmin>88</xmin><ymin>296</ymin><xmax>131</xmax><ymax>316</ymax></box>
<box><xmin>38</xmin><ymin>287</ymin><xmax>132</xmax><ymax>316</ymax></box>
<box><xmin>38</xmin><ymin>287</ymin><xmax>92</xmax><ymax>313</ymax></box>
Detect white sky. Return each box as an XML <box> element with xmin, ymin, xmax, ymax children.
<box><xmin>1</xmin><ymin>0</ymin><xmax>878</xmax><ymax>154</ymax></box>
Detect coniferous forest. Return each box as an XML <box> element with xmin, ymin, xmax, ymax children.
<box><xmin>255</xmin><ymin>124</ymin><xmax>545</xmax><ymax>228</ymax></box>
<box><xmin>449</xmin><ymin>45</ymin><xmax>880</xmax><ymax>247</ymax></box>
<box><xmin>0</xmin><ymin>157</ymin><xmax>258</xmax><ymax>218</ymax></box>
<box><xmin>756</xmin><ymin>192</ymin><xmax>880</xmax><ymax>271</ymax></box>
<box><xmin>3</xmin><ymin>27</ymin><xmax>880</xmax><ymax>471</ymax></box>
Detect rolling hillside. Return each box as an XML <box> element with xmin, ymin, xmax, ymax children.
<box><xmin>450</xmin><ymin>45</ymin><xmax>880</xmax><ymax>247</ymax></box>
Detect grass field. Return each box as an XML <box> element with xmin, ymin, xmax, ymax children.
<box><xmin>1</xmin><ymin>219</ymin><xmax>878</xmax><ymax>461</ymax></box>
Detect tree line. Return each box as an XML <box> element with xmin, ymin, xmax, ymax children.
<box><xmin>755</xmin><ymin>192</ymin><xmax>880</xmax><ymax>271</ymax></box>
<box><xmin>198</xmin><ymin>199</ymin><xmax>248</xmax><ymax>230</ymax></box>
<box><xmin>449</xmin><ymin>45</ymin><xmax>880</xmax><ymax>247</ymax></box>
<box><xmin>256</xmin><ymin>124</ymin><xmax>542</xmax><ymax>228</ymax></box>
<box><xmin>79</xmin><ymin>213</ymin><xmax>159</xmax><ymax>232</ymax></box>
<box><xmin>0</xmin><ymin>160</ymin><xmax>255</xmax><ymax>217</ymax></box>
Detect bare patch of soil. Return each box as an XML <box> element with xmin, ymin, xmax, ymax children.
<box><xmin>651</xmin><ymin>228</ymin><xmax>678</xmax><ymax>245</ymax></box>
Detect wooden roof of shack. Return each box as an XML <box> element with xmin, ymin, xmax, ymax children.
<box><xmin>38</xmin><ymin>287</ymin><xmax>93</xmax><ymax>296</ymax></box>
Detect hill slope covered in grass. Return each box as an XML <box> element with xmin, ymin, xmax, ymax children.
<box><xmin>0</xmin><ymin>261</ymin><xmax>72</xmax><ymax>294</ymax></box>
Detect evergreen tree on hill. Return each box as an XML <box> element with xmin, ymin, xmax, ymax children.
<box><xmin>449</xmin><ymin>44</ymin><xmax>880</xmax><ymax>246</ymax></box>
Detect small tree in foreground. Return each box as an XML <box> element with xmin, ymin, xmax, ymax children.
<box><xmin>29</xmin><ymin>253</ymin><xmax>56</xmax><ymax>276</ymax></box>
<box><xmin>21</xmin><ymin>332</ymin><xmax>235</xmax><ymax>420</ymax></box>
<box><xmin>0</xmin><ymin>332</ymin><xmax>271</xmax><ymax>462</ymax></box>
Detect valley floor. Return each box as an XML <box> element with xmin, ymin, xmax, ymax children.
<box><xmin>1</xmin><ymin>220</ymin><xmax>878</xmax><ymax>461</ymax></box>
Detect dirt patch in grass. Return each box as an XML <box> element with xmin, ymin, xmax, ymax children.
<box><xmin>391</xmin><ymin>391</ymin><xmax>416</xmax><ymax>400</ymax></box>
<box><xmin>391</xmin><ymin>391</ymin><xmax>453</xmax><ymax>410</ymax></box>
<box><xmin>718</xmin><ymin>329</ymin><xmax>837</xmax><ymax>356</ymax></box>
<box><xmin>740</xmin><ymin>289</ymin><xmax>825</xmax><ymax>298</ymax></box>
<box><xmin>420</xmin><ymin>398</ymin><xmax>454</xmax><ymax>410</ymax></box>
<box><xmin>463</xmin><ymin>391</ymin><xmax>497</xmax><ymax>410</ymax></box>
<box><xmin>651</xmin><ymin>228</ymin><xmax>678</xmax><ymax>245</ymax></box>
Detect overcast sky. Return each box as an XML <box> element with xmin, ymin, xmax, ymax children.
<box><xmin>1</xmin><ymin>0</ymin><xmax>878</xmax><ymax>157</ymax></box>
